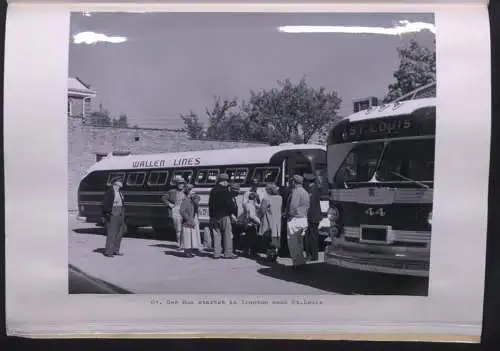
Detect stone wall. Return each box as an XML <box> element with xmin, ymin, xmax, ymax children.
<box><xmin>68</xmin><ymin>117</ymin><xmax>265</xmax><ymax>211</ymax></box>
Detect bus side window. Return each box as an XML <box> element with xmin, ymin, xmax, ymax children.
<box><xmin>171</xmin><ymin>170</ymin><xmax>194</xmax><ymax>184</ymax></box>
<box><xmin>147</xmin><ymin>171</ymin><xmax>169</xmax><ymax>186</ymax></box>
<box><xmin>107</xmin><ymin>172</ymin><xmax>126</xmax><ymax>186</ymax></box>
<box><xmin>127</xmin><ymin>172</ymin><xmax>147</xmax><ymax>186</ymax></box>
<box><xmin>195</xmin><ymin>169</ymin><xmax>220</xmax><ymax>185</ymax></box>
<box><xmin>253</xmin><ymin>167</ymin><xmax>280</xmax><ymax>183</ymax></box>
<box><xmin>225</xmin><ymin>168</ymin><xmax>249</xmax><ymax>184</ymax></box>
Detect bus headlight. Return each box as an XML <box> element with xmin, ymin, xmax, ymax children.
<box><xmin>427</xmin><ymin>211</ymin><xmax>432</xmax><ymax>225</ymax></box>
<box><xmin>327</xmin><ymin>207</ymin><xmax>340</xmax><ymax>222</ymax></box>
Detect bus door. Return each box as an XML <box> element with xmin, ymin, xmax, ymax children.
<box><xmin>285</xmin><ymin>151</ymin><xmax>327</xmax><ymax>190</ymax></box>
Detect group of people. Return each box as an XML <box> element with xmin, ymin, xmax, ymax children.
<box><xmin>101</xmin><ymin>172</ymin><xmax>323</xmax><ymax>268</ymax></box>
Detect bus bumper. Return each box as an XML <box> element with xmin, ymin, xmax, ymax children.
<box><xmin>324</xmin><ymin>240</ymin><xmax>430</xmax><ymax>277</ymax></box>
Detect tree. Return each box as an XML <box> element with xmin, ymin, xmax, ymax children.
<box><xmin>181</xmin><ymin>111</ymin><xmax>205</xmax><ymax>139</ymax></box>
<box><xmin>112</xmin><ymin>114</ymin><xmax>129</xmax><ymax>128</ymax></box>
<box><xmin>85</xmin><ymin>103</ymin><xmax>112</xmax><ymax>127</ymax></box>
<box><xmin>204</xmin><ymin>97</ymin><xmax>241</xmax><ymax>140</ymax></box>
<box><xmin>179</xmin><ymin>78</ymin><xmax>342</xmax><ymax>144</ymax></box>
<box><xmin>384</xmin><ymin>39</ymin><xmax>436</xmax><ymax>103</ymax></box>
<box><xmin>243</xmin><ymin>78</ymin><xmax>342</xmax><ymax>143</ymax></box>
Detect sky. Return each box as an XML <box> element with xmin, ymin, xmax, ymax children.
<box><xmin>68</xmin><ymin>12</ymin><xmax>435</xmax><ymax>130</ymax></box>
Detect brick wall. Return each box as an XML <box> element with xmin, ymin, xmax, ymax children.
<box><xmin>68</xmin><ymin>117</ymin><xmax>265</xmax><ymax>211</ymax></box>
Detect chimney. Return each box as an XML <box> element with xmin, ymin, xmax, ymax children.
<box><xmin>353</xmin><ymin>96</ymin><xmax>379</xmax><ymax>113</ymax></box>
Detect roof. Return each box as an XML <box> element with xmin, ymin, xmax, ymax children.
<box><xmin>393</xmin><ymin>82</ymin><xmax>436</xmax><ymax>103</ymax></box>
<box><xmin>68</xmin><ymin>77</ymin><xmax>97</xmax><ymax>96</ymax></box>
<box><xmin>85</xmin><ymin>143</ymin><xmax>327</xmax><ymax>174</ymax></box>
<box><xmin>345</xmin><ymin>97</ymin><xmax>436</xmax><ymax>123</ymax></box>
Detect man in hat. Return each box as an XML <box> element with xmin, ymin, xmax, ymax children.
<box><xmin>161</xmin><ymin>176</ymin><xmax>186</xmax><ymax>247</ymax></box>
<box><xmin>208</xmin><ymin>173</ymin><xmax>238</xmax><ymax>259</ymax></box>
<box><xmin>102</xmin><ymin>177</ymin><xmax>126</xmax><ymax>257</ymax></box>
<box><xmin>285</xmin><ymin>174</ymin><xmax>310</xmax><ymax>268</ymax></box>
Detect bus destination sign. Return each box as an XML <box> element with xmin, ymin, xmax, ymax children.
<box><xmin>342</xmin><ymin>118</ymin><xmax>413</xmax><ymax>141</ymax></box>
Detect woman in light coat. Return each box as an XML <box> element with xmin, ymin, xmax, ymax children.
<box><xmin>259</xmin><ymin>184</ymin><xmax>282</xmax><ymax>262</ymax></box>
<box><xmin>180</xmin><ymin>193</ymin><xmax>202</xmax><ymax>257</ymax></box>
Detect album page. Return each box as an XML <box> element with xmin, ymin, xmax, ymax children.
<box><xmin>4</xmin><ymin>0</ymin><xmax>491</xmax><ymax>341</ymax></box>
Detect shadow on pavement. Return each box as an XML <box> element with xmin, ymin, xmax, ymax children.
<box><xmin>162</xmin><ymin>248</ymin><xmax>216</xmax><ymax>259</ymax></box>
<box><xmin>149</xmin><ymin>243</ymin><xmax>179</xmax><ymax>250</ymax></box>
<box><xmin>74</xmin><ymin>227</ymin><xmax>106</xmax><ymax>236</ymax></box>
<box><xmin>73</xmin><ymin>226</ymin><xmax>171</xmax><ymax>241</ymax></box>
<box><xmin>68</xmin><ymin>264</ymin><xmax>132</xmax><ymax>294</ymax></box>
<box><xmin>256</xmin><ymin>262</ymin><xmax>429</xmax><ymax>296</ymax></box>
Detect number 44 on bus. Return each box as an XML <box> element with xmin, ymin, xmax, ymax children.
<box><xmin>324</xmin><ymin>96</ymin><xmax>435</xmax><ymax>277</ymax></box>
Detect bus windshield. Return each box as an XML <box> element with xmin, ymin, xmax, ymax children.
<box><xmin>333</xmin><ymin>138</ymin><xmax>435</xmax><ymax>187</ymax></box>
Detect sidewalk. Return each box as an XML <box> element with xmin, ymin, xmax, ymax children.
<box><xmin>68</xmin><ymin>215</ymin><xmax>330</xmax><ymax>295</ymax></box>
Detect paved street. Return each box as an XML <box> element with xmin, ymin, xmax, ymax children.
<box><xmin>68</xmin><ymin>214</ymin><xmax>428</xmax><ymax>295</ymax></box>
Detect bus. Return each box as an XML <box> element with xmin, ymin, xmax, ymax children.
<box><xmin>324</xmin><ymin>97</ymin><xmax>435</xmax><ymax>277</ymax></box>
<box><xmin>77</xmin><ymin>143</ymin><xmax>330</xmax><ymax>239</ymax></box>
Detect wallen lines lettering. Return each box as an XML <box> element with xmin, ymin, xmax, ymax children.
<box><xmin>132</xmin><ymin>157</ymin><xmax>201</xmax><ymax>169</ymax></box>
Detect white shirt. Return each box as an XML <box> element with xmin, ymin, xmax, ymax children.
<box><xmin>113</xmin><ymin>188</ymin><xmax>123</xmax><ymax>207</ymax></box>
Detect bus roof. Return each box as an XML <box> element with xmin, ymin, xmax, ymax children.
<box><xmin>346</xmin><ymin>97</ymin><xmax>436</xmax><ymax>123</ymax></box>
<box><xmin>85</xmin><ymin>143</ymin><xmax>326</xmax><ymax>173</ymax></box>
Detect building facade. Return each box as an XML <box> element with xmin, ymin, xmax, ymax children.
<box><xmin>68</xmin><ymin>77</ymin><xmax>96</xmax><ymax>118</ymax></box>
<box><xmin>67</xmin><ymin>119</ymin><xmax>265</xmax><ymax>211</ymax></box>
<box><xmin>351</xmin><ymin>82</ymin><xmax>436</xmax><ymax>113</ymax></box>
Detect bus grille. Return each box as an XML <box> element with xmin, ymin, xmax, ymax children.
<box><xmin>334</xmin><ymin>254</ymin><xmax>429</xmax><ymax>271</ymax></box>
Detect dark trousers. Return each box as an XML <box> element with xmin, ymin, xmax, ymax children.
<box><xmin>278</xmin><ymin>217</ymin><xmax>290</xmax><ymax>257</ymax></box>
<box><xmin>244</xmin><ymin>225</ymin><xmax>259</xmax><ymax>255</ymax></box>
<box><xmin>305</xmin><ymin>220</ymin><xmax>320</xmax><ymax>261</ymax></box>
<box><xmin>105</xmin><ymin>209</ymin><xmax>125</xmax><ymax>255</ymax></box>
<box><xmin>232</xmin><ymin>223</ymin><xmax>244</xmax><ymax>251</ymax></box>
<box><xmin>212</xmin><ymin>216</ymin><xmax>233</xmax><ymax>257</ymax></box>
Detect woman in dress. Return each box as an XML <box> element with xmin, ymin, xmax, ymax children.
<box><xmin>180</xmin><ymin>193</ymin><xmax>202</xmax><ymax>257</ymax></box>
<box><xmin>259</xmin><ymin>184</ymin><xmax>282</xmax><ymax>262</ymax></box>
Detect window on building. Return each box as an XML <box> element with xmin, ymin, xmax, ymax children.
<box><xmin>170</xmin><ymin>170</ymin><xmax>193</xmax><ymax>184</ymax></box>
<box><xmin>106</xmin><ymin>172</ymin><xmax>125</xmax><ymax>186</ymax></box>
<box><xmin>252</xmin><ymin>167</ymin><xmax>280</xmax><ymax>184</ymax></box>
<box><xmin>69</xmin><ymin>97</ymin><xmax>84</xmax><ymax>117</ymax></box>
<box><xmin>147</xmin><ymin>171</ymin><xmax>169</xmax><ymax>186</ymax></box>
<box><xmin>195</xmin><ymin>169</ymin><xmax>220</xmax><ymax>185</ymax></box>
<box><xmin>225</xmin><ymin>168</ymin><xmax>249</xmax><ymax>184</ymax></box>
<box><xmin>126</xmin><ymin>172</ymin><xmax>147</xmax><ymax>186</ymax></box>
<box><xmin>112</xmin><ymin>151</ymin><xmax>131</xmax><ymax>156</ymax></box>
<box><xmin>96</xmin><ymin>153</ymin><xmax>108</xmax><ymax>162</ymax></box>
<box><xmin>83</xmin><ymin>97</ymin><xmax>92</xmax><ymax>117</ymax></box>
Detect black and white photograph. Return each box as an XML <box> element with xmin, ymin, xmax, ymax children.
<box><xmin>68</xmin><ymin>11</ymin><xmax>436</xmax><ymax>296</ymax></box>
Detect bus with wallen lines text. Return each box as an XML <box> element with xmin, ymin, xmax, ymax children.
<box><xmin>325</xmin><ymin>96</ymin><xmax>436</xmax><ymax>277</ymax></box>
<box><xmin>77</xmin><ymin>143</ymin><xmax>331</xmax><ymax>240</ymax></box>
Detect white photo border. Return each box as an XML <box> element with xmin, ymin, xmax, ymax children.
<box><xmin>4</xmin><ymin>2</ymin><xmax>490</xmax><ymax>341</ymax></box>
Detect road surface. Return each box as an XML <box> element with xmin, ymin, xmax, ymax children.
<box><xmin>68</xmin><ymin>214</ymin><xmax>428</xmax><ymax>295</ymax></box>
